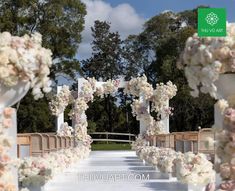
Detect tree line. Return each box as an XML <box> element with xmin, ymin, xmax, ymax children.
<box><xmin>0</xmin><ymin>1</ymin><xmax>214</xmax><ymax>134</ymax></box>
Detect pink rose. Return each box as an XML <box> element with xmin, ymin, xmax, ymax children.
<box><xmin>3</xmin><ymin>119</ymin><xmax>12</xmax><ymax>129</ymax></box>
<box><xmin>3</xmin><ymin>108</ymin><xmax>14</xmax><ymax>118</ymax></box>
<box><xmin>220</xmin><ymin>181</ymin><xmax>235</xmax><ymax>191</ymax></box>
<box><xmin>220</xmin><ymin>163</ymin><xmax>231</xmax><ymax>179</ymax></box>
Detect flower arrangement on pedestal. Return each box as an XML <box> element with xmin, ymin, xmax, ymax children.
<box><xmin>0</xmin><ymin>32</ymin><xmax>52</xmax><ymax>100</ymax></box>
<box><xmin>134</xmin><ymin>146</ymin><xmax>215</xmax><ymax>187</ymax></box>
<box><xmin>174</xmin><ymin>152</ymin><xmax>215</xmax><ymax>185</ymax></box>
<box><xmin>177</xmin><ymin>23</ymin><xmax>235</xmax><ymax>98</ymax></box>
<box><xmin>18</xmin><ymin>146</ymin><xmax>91</xmax><ymax>189</ymax></box>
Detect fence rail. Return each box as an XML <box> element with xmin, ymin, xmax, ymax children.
<box><xmin>89</xmin><ymin>132</ymin><xmax>136</xmax><ymax>143</ymax></box>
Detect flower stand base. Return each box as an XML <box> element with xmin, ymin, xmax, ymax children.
<box><xmin>21</xmin><ymin>185</ymin><xmax>45</xmax><ymax>191</ymax></box>
<box><xmin>186</xmin><ymin>184</ymin><xmax>206</xmax><ymax>191</ymax></box>
<box><xmin>162</xmin><ymin>173</ymin><xmax>177</xmax><ymax>181</ymax></box>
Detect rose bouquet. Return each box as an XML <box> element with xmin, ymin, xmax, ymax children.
<box><xmin>0</xmin><ymin>32</ymin><xmax>53</xmax><ymax>100</ymax></box>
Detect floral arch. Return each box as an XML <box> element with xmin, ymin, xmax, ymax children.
<box><xmin>49</xmin><ymin>75</ymin><xmax>177</xmax><ymax>144</ymax></box>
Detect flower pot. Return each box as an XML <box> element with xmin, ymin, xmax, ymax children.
<box><xmin>214</xmin><ymin>74</ymin><xmax>235</xmax><ymax>100</ymax></box>
<box><xmin>0</xmin><ymin>81</ymin><xmax>30</xmax><ymax>109</ymax></box>
<box><xmin>186</xmin><ymin>184</ymin><xmax>206</xmax><ymax>191</ymax></box>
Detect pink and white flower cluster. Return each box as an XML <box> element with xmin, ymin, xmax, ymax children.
<box><xmin>18</xmin><ymin>145</ymin><xmax>91</xmax><ymax>188</ymax></box>
<box><xmin>124</xmin><ymin>75</ymin><xmax>153</xmax><ymax>99</ymax></box>
<box><xmin>49</xmin><ymin>85</ymin><xmax>73</xmax><ymax>116</ymax></box>
<box><xmin>0</xmin><ymin>108</ymin><xmax>16</xmax><ymax>191</ymax></box>
<box><xmin>0</xmin><ymin>32</ymin><xmax>53</xmax><ymax>100</ymax></box>
<box><xmin>178</xmin><ymin>23</ymin><xmax>235</xmax><ymax>98</ymax></box>
<box><xmin>174</xmin><ymin>152</ymin><xmax>215</xmax><ymax>185</ymax></box>
<box><xmin>131</xmin><ymin>135</ymin><xmax>148</xmax><ymax>150</ymax></box>
<box><xmin>151</xmin><ymin>81</ymin><xmax>177</xmax><ymax>118</ymax></box>
<box><xmin>216</xmin><ymin>107</ymin><xmax>235</xmax><ymax>181</ymax></box>
<box><xmin>57</xmin><ymin>122</ymin><xmax>74</xmax><ymax>137</ymax></box>
<box><xmin>135</xmin><ymin>146</ymin><xmax>215</xmax><ymax>185</ymax></box>
<box><xmin>145</xmin><ymin>119</ymin><xmax>165</xmax><ymax>136</ymax></box>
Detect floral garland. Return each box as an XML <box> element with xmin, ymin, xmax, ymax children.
<box><xmin>215</xmin><ymin>103</ymin><xmax>235</xmax><ymax>182</ymax></box>
<box><xmin>0</xmin><ymin>108</ymin><xmax>15</xmax><ymax>191</ymax></box>
<box><xmin>18</xmin><ymin>145</ymin><xmax>90</xmax><ymax>188</ymax></box>
<box><xmin>177</xmin><ymin>23</ymin><xmax>235</xmax><ymax>98</ymax></box>
<box><xmin>49</xmin><ymin>85</ymin><xmax>73</xmax><ymax>116</ymax></box>
<box><xmin>0</xmin><ymin>32</ymin><xmax>53</xmax><ymax>100</ymax></box>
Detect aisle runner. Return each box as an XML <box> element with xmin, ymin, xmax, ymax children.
<box><xmin>44</xmin><ymin>151</ymin><xmax>187</xmax><ymax>191</ymax></box>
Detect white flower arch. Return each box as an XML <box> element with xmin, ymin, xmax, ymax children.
<box><xmin>49</xmin><ymin>75</ymin><xmax>177</xmax><ymax>144</ymax></box>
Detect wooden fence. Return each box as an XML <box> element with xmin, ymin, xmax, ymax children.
<box><xmin>17</xmin><ymin>128</ymin><xmax>215</xmax><ymax>159</ymax></box>
<box><xmin>146</xmin><ymin>128</ymin><xmax>215</xmax><ymax>161</ymax></box>
<box><xmin>90</xmin><ymin>132</ymin><xmax>136</xmax><ymax>143</ymax></box>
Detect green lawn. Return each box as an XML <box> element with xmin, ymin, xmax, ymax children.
<box><xmin>91</xmin><ymin>143</ymin><xmax>132</xmax><ymax>150</ymax></box>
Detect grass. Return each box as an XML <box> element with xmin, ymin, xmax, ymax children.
<box><xmin>91</xmin><ymin>143</ymin><xmax>132</xmax><ymax>151</ymax></box>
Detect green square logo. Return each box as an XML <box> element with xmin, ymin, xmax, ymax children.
<box><xmin>198</xmin><ymin>8</ymin><xmax>226</xmax><ymax>37</ymax></box>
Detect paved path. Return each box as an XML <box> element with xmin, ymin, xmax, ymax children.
<box><xmin>44</xmin><ymin>151</ymin><xmax>187</xmax><ymax>191</ymax></box>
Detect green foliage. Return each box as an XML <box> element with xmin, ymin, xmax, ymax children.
<box><xmin>91</xmin><ymin>143</ymin><xmax>131</xmax><ymax>151</ymax></box>
<box><xmin>82</xmin><ymin>20</ymin><xmax>123</xmax><ymax>80</ymax></box>
<box><xmin>0</xmin><ymin>0</ymin><xmax>86</xmax><ymax>133</ymax></box>
<box><xmin>132</xmin><ymin>9</ymin><xmax>215</xmax><ymax>131</ymax></box>
<box><xmin>17</xmin><ymin>93</ymin><xmax>55</xmax><ymax>133</ymax></box>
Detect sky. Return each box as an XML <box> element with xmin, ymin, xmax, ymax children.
<box><xmin>77</xmin><ymin>0</ymin><xmax>235</xmax><ymax>60</ymax></box>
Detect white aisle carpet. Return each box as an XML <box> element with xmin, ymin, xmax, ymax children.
<box><xmin>44</xmin><ymin>151</ymin><xmax>187</xmax><ymax>191</ymax></box>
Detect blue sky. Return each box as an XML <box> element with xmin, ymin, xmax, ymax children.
<box><xmin>77</xmin><ymin>0</ymin><xmax>235</xmax><ymax>61</ymax></box>
<box><xmin>103</xmin><ymin>0</ymin><xmax>235</xmax><ymax>21</ymax></box>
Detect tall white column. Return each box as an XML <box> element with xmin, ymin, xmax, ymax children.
<box><xmin>56</xmin><ymin>86</ymin><xmax>64</xmax><ymax>132</ymax></box>
<box><xmin>162</xmin><ymin>100</ymin><xmax>169</xmax><ymax>133</ymax></box>
<box><xmin>139</xmin><ymin>95</ymin><xmax>149</xmax><ymax>135</ymax></box>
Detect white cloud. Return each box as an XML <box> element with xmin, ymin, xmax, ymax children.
<box><xmin>77</xmin><ymin>0</ymin><xmax>145</xmax><ymax>60</ymax></box>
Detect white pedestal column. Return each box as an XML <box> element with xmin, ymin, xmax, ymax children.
<box><xmin>56</xmin><ymin>86</ymin><xmax>64</xmax><ymax>132</ymax></box>
<box><xmin>162</xmin><ymin>100</ymin><xmax>169</xmax><ymax>133</ymax></box>
<box><xmin>139</xmin><ymin>95</ymin><xmax>149</xmax><ymax>136</ymax></box>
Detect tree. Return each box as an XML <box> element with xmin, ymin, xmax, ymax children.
<box><xmin>0</xmin><ymin>0</ymin><xmax>86</xmax><ymax>132</ymax></box>
<box><xmin>82</xmin><ymin>20</ymin><xmax>123</xmax><ymax>80</ymax></box>
<box><xmin>123</xmin><ymin>8</ymin><xmax>215</xmax><ymax>131</ymax></box>
<box><xmin>82</xmin><ymin>20</ymin><xmax>127</xmax><ymax>133</ymax></box>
